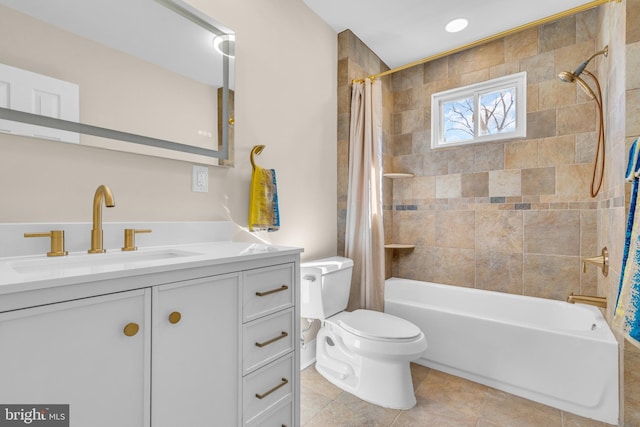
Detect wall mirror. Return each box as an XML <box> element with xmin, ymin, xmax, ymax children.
<box><xmin>0</xmin><ymin>0</ymin><xmax>235</xmax><ymax>166</ymax></box>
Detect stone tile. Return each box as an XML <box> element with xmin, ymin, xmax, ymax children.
<box><xmin>461</xmin><ymin>172</ymin><xmax>489</xmax><ymax>197</ymax></box>
<box><xmin>435</xmin><ymin>210</ymin><xmax>475</xmax><ymax>249</ymax></box>
<box><xmin>557</xmin><ymin>102</ymin><xmax>596</xmax><ymax>135</ymax></box>
<box><xmin>527</xmin><ymin>109</ymin><xmax>557</xmax><ymax>139</ymax></box>
<box><xmin>435</xmin><ymin>174</ymin><xmax>462</xmax><ymax>199</ymax></box>
<box><xmin>476</xmin><ymin>210</ymin><xmax>523</xmax><ymax>253</ymax></box>
<box><xmin>300</xmin><ymin>366</ymin><xmax>342</xmax><ymax>401</ymax></box>
<box><xmin>519</xmin><ymin>51</ymin><xmax>555</xmax><ymax>84</ymax></box>
<box><xmin>423</xmin><ymin>56</ymin><xmax>448</xmax><ymax>83</ymax></box>
<box><xmin>475</xmin><ymin>251</ymin><xmax>524</xmax><ymax>294</ymax></box>
<box><xmin>447</xmin><ymin>148</ymin><xmax>475</xmax><ymax>174</ymax></box>
<box><xmin>627</xmin><ymin>88</ymin><xmax>640</xmax><ymax>138</ymax></box>
<box><xmin>539</xmin><ymin>15</ymin><xmax>576</xmax><ymax>53</ymax></box>
<box><xmin>412</xmin><ymin>176</ymin><xmax>436</xmax><ymax>200</ymax></box>
<box><xmin>433</xmin><ymin>247</ymin><xmax>475</xmax><ymax>287</ymax></box>
<box><xmin>505</xmin><ymin>139</ymin><xmax>538</xmax><ymax>170</ymax></box>
<box><xmin>489</xmin><ymin>169</ymin><xmax>521</xmax><ymax>197</ymax></box>
<box><xmin>395</xmin><ymin>245</ymin><xmax>434</xmax><ymax>282</ymax></box>
<box><xmin>556</xmin><ymin>164</ymin><xmax>592</xmax><ymax>198</ymax></box>
<box><xmin>521</xmin><ymin>167</ymin><xmax>556</xmax><ymax>196</ymax></box>
<box><xmin>448</xmin><ymin>39</ymin><xmax>504</xmax><ymax>76</ymax></box>
<box><xmin>304</xmin><ymin>396</ymin><xmax>399</xmax><ymax>427</ymax></box>
<box><xmin>301</xmin><ymin>386</ymin><xmax>333</xmax><ymax>425</ymax></box>
<box><xmin>627</xmin><ymin>0</ymin><xmax>640</xmax><ymax>44</ymax></box>
<box><xmin>479</xmin><ymin>388</ymin><xmax>563</xmax><ymax>426</ymax></box>
<box><xmin>390</xmin><ymin>133</ymin><xmax>413</xmax><ymax>156</ymax></box>
<box><xmin>423</xmin><ymin>150</ymin><xmax>448</xmax><ymax>176</ymax></box>
<box><xmin>539</xmin><ymin>135</ymin><xmax>576</xmax><ymax>166</ymax></box>
<box><xmin>626</xmin><ymin>42</ymin><xmax>640</xmax><ymax>92</ymax></box>
<box><xmin>474</xmin><ymin>143</ymin><xmax>504</xmax><ymax>172</ymax></box>
<box><xmin>539</xmin><ymin>79</ymin><xmax>577</xmax><ymax>109</ymax></box>
<box><xmin>415</xmin><ymin>369</ymin><xmax>489</xmax><ymax>419</ymax></box>
<box><xmin>504</xmin><ymin>28</ymin><xmax>538</xmax><ymax>62</ymax></box>
<box><xmin>524</xmin><ymin>210</ymin><xmax>581</xmax><ymax>256</ymax></box>
<box><xmin>523</xmin><ymin>254</ymin><xmax>580</xmax><ymax>300</ymax></box>
<box><xmin>393</xmin><ymin>211</ymin><xmax>435</xmax><ymax>246</ymax></box>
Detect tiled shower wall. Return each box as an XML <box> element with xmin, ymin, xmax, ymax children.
<box><xmin>385</xmin><ymin>9</ymin><xmax>606</xmax><ymax>300</ymax></box>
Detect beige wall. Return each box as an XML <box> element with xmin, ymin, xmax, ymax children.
<box><xmin>0</xmin><ymin>0</ymin><xmax>338</xmax><ymax>261</ymax></box>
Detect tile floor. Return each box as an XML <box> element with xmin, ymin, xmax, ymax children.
<box><xmin>301</xmin><ymin>363</ymin><xmax>615</xmax><ymax>427</ymax></box>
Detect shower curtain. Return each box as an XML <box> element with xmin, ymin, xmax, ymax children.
<box><xmin>345</xmin><ymin>78</ymin><xmax>385</xmax><ymax>312</ymax></box>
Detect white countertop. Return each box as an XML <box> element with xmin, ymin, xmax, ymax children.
<box><xmin>0</xmin><ymin>241</ymin><xmax>302</xmax><ymax>295</ymax></box>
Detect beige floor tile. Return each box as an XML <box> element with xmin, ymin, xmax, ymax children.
<box><xmin>300</xmin><ymin>363</ymin><xmax>611</xmax><ymax>427</ymax></box>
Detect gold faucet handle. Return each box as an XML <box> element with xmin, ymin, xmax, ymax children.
<box><xmin>581</xmin><ymin>247</ymin><xmax>609</xmax><ymax>276</ymax></box>
<box><xmin>122</xmin><ymin>229</ymin><xmax>152</xmax><ymax>251</ymax></box>
<box><xmin>24</xmin><ymin>230</ymin><xmax>68</xmax><ymax>257</ymax></box>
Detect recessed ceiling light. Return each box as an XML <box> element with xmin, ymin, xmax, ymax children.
<box><xmin>445</xmin><ymin>18</ymin><xmax>468</xmax><ymax>33</ymax></box>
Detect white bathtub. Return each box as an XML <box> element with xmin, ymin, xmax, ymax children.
<box><xmin>384</xmin><ymin>277</ymin><xmax>619</xmax><ymax>424</ymax></box>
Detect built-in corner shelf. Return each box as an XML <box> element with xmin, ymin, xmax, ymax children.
<box><xmin>384</xmin><ymin>244</ymin><xmax>416</xmax><ymax>249</ymax></box>
<box><xmin>383</xmin><ymin>173</ymin><xmax>414</xmax><ymax>179</ymax></box>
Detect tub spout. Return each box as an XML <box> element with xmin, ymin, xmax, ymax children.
<box><xmin>567</xmin><ymin>293</ymin><xmax>607</xmax><ymax>308</ymax></box>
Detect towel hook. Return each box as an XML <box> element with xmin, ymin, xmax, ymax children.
<box><xmin>250</xmin><ymin>145</ymin><xmax>266</xmax><ymax>169</ymax></box>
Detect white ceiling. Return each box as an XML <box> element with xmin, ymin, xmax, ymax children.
<box><xmin>303</xmin><ymin>0</ymin><xmax>598</xmax><ymax>69</ymax></box>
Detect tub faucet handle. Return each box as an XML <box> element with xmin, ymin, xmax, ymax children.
<box><xmin>582</xmin><ymin>247</ymin><xmax>608</xmax><ymax>277</ymax></box>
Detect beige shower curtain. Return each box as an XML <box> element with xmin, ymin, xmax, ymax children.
<box><xmin>345</xmin><ymin>78</ymin><xmax>385</xmax><ymax>312</ymax></box>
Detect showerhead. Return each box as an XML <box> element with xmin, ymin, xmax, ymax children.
<box><xmin>557</xmin><ymin>46</ymin><xmax>608</xmax><ymax>99</ymax></box>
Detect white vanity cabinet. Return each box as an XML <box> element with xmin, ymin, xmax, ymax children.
<box><xmin>0</xmin><ymin>289</ymin><xmax>150</xmax><ymax>427</ymax></box>
<box><xmin>242</xmin><ymin>263</ymin><xmax>297</xmax><ymax>427</ymax></box>
<box><xmin>0</xmin><ymin>244</ymin><xmax>301</xmax><ymax>427</ymax></box>
<box><xmin>151</xmin><ymin>273</ymin><xmax>240</xmax><ymax>426</ymax></box>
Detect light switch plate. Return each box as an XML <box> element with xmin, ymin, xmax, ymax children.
<box><xmin>192</xmin><ymin>165</ymin><xmax>208</xmax><ymax>192</ymax></box>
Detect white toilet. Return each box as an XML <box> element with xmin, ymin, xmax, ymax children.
<box><xmin>301</xmin><ymin>256</ymin><xmax>427</xmax><ymax>409</ymax></box>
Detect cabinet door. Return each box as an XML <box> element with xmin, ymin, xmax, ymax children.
<box><xmin>152</xmin><ymin>274</ymin><xmax>240</xmax><ymax>427</ymax></box>
<box><xmin>0</xmin><ymin>289</ymin><xmax>150</xmax><ymax>427</ymax></box>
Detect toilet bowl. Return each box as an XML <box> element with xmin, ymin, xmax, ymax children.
<box><xmin>301</xmin><ymin>257</ymin><xmax>427</xmax><ymax>409</ymax></box>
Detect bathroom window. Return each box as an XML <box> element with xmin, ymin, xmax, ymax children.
<box><xmin>431</xmin><ymin>72</ymin><xmax>526</xmax><ymax>149</ymax></box>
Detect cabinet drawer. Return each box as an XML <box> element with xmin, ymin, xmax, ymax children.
<box><xmin>243</xmin><ymin>354</ymin><xmax>294</xmax><ymax>424</ymax></box>
<box><xmin>244</xmin><ymin>264</ymin><xmax>294</xmax><ymax>322</ymax></box>
<box><xmin>247</xmin><ymin>398</ymin><xmax>293</xmax><ymax>427</ymax></box>
<box><xmin>243</xmin><ymin>308</ymin><xmax>294</xmax><ymax>374</ymax></box>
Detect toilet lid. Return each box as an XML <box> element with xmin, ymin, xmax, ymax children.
<box><xmin>334</xmin><ymin>310</ymin><xmax>422</xmax><ymax>341</ymax></box>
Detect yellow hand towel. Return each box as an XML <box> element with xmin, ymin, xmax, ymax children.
<box><xmin>249</xmin><ymin>146</ymin><xmax>280</xmax><ymax>232</ymax></box>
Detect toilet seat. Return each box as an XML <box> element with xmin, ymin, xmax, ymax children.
<box><xmin>330</xmin><ymin>309</ymin><xmax>423</xmax><ymax>342</ymax></box>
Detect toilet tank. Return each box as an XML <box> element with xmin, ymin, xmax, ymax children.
<box><xmin>300</xmin><ymin>256</ymin><xmax>354</xmax><ymax>320</ymax></box>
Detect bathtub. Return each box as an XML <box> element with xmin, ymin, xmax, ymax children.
<box><xmin>384</xmin><ymin>277</ymin><xmax>619</xmax><ymax>424</ymax></box>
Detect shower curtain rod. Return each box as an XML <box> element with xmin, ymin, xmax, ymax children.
<box><xmin>352</xmin><ymin>0</ymin><xmax>621</xmax><ymax>84</ymax></box>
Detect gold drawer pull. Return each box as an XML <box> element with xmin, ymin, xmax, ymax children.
<box><xmin>123</xmin><ymin>322</ymin><xmax>140</xmax><ymax>337</ymax></box>
<box><xmin>255</xmin><ymin>331</ymin><xmax>288</xmax><ymax>348</ymax></box>
<box><xmin>168</xmin><ymin>311</ymin><xmax>182</xmax><ymax>324</ymax></box>
<box><xmin>255</xmin><ymin>377</ymin><xmax>288</xmax><ymax>400</ymax></box>
<box><xmin>256</xmin><ymin>285</ymin><xmax>288</xmax><ymax>297</ymax></box>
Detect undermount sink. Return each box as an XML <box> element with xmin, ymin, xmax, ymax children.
<box><xmin>11</xmin><ymin>249</ymin><xmax>202</xmax><ymax>275</ymax></box>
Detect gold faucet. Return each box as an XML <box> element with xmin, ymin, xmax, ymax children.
<box><xmin>567</xmin><ymin>293</ymin><xmax>607</xmax><ymax>308</ymax></box>
<box><xmin>88</xmin><ymin>185</ymin><xmax>115</xmax><ymax>253</ymax></box>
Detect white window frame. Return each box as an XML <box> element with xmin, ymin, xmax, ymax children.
<box><xmin>431</xmin><ymin>71</ymin><xmax>526</xmax><ymax>149</ymax></box>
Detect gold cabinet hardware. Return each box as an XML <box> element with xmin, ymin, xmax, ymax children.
<box><xmin>255</xmin><ymin>331</ymin><xmax>288</xmax><ymax>348</ymax></box>
<box><xmin>582</xmin><ymin>247</ymin><xmax>608</xmax><ymax>277</ymax></box>
<box><xmin>168</xmin><ymin>311</ymin><xmax>182</xmax><ymax>324</ymax></box>
<box><xmin>24</xmin><ymin>230</ymin><xmax>68</xmax><ymax>257</ymax></box>
<box><xmin>255</xmin><ymin>285</ymin><xmax>288</xmax><ymax>297</ymax></box>
<box><xmin>255</xmin><ymin>377</ymin><xmax>288</xmax><ymax>400</ymax></box>
<box><xmin>123</xmin><ymin>322</ymin><xmax>140</xmax><ymax>337</ymax></box>
<box><xmin>122</xmin><ymin>228</ymin><xmax>152</xmax><ymax>251</ymax></box>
